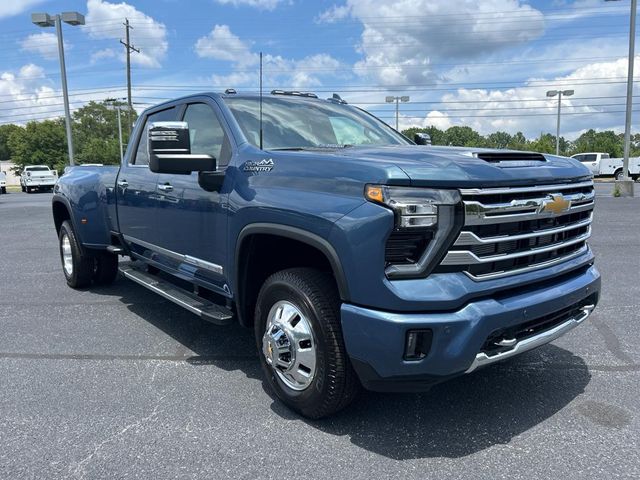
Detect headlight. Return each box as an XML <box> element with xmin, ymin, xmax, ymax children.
<box><xmin>365</xmin><ymin>185</ymin><xmax>463</xmax><ymax>279</ymax></box>
<box><xmin>26</xmin><ymin>178</ymin><xmax>32</xmax><ymax>183</ymax></box>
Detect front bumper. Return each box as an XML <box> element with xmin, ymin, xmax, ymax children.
<box><xmin>341</xmin><ymin>264</ymin><xmax>600</xmax><ymax>392</ymax></box>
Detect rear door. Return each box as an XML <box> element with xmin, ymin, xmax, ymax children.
<box><xmin>116</xmin><ymin>106</ymin><xmax>177</xmax><ymax>255</ymax></box>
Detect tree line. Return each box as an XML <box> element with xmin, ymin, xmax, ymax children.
<box><xmin>1</xmin><ymin>100</ymin><xmax>638</xmax><ymax>174</ymax></box>
<box><xmin>401</xmin><ymin>125</ymin><xmax>640</xmax><ymax>158</ymax></box>
<box><xmin>0</xmin><ymin>101</ymin><xmax>138</xmax><ymax>174</ymax></box>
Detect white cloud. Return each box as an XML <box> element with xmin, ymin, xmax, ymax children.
<box><xmin>408</xmin><ymin>56</ymin><xmax>639</xmax><ymax>138</ymax></box>
<box><xmin>0</xmin><ymin>65</ymin><xmax>64</xmax><ymax>125</ymax></box>
<box><xmin>0</xmin><ymin>0</ymin><xmax>45</xmax><ymax>19</ymax></box>
<box><xmin>210</xmin><ymin>53</ymin><xmax>345</xmax><ymax>89</ymax></box>
<box><xmin>323</xmin><ymin>0</ymin><xmax>545</xmax><ymax>85</ymax></box>
<box><xmin>214</xmin><ymin>0</ymin><xmax>286</xmax><ymax>10</ymax></box>
<box><xmin>316</xmin><ymin>4</ymin><xmax>351</xmax><ymax>23</ymax></box>
<box><xmin>90</xmin><ymin>48</ymin><xmax>116</xmax><ymax>64</ymax></box>
<box><xmin>195</xmin><ymin>25</ymin><xmax>258</xmax><ymax>66</ymax></box>
<box><xmin>195</xmin><ymin>25</ymin><xmax>345</xmax><ymax>88</ymax></box>
<box><xmin>85</xmin><ymin>0</ymin><xmax>168</xmax><ymax>68</ymax></box>
<box><xmin>20</xmin><ymin>33</ymin><xmax>71</xmax><ymax>61</ymax></box>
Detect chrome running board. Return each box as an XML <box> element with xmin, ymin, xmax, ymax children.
<box><xmin>119</xmin><ymin>263</ymin><xmax>234</xmax><ymax>326</ymax></box>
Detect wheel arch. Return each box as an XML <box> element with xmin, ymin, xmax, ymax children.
<box><xmin>234</xmin><ymin>223</ymin><xmax>350</xmax><ymax>328</ymax></box>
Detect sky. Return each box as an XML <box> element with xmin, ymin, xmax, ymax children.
<box><xmin>0</xmin><ymin>0</ymin><xmax>638</xmax><ymax>139</ymax></box>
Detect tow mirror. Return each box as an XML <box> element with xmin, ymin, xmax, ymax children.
<box><xmin>414</xmin><ymin>133</ymin><xmax>431</xmax><ymax>145</ymax></box>
<box><xmin>148</xmin><ymin>121</ymin><xmax>217</xmax><ymax>174</ymax></box>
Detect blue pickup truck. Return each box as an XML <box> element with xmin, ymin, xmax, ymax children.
<box><xmin>52</xmin><ymin>90</ymin><xmax>600</xmax><ymax>418</ymax></box>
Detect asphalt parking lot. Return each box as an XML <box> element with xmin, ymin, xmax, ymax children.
<box><xmin>1</xmin><ymin>186</ymin><xmax>639</xmax><ymax>479</ymax></box>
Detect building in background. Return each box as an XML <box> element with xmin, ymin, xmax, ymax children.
<box><xmin>0</xmin><ymin>161</ymin><xmax>20</xmax><ymax>186</ymax></box>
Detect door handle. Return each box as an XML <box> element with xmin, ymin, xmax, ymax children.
<box><xmin>117</xmin><ymin>180</ymin><xmax>128</xmax><ymax>188</ymax></box>
<box><xmin>158</xmin><ymin>183</ymin><xmax>173</xmax><ymax>192</ymax></box>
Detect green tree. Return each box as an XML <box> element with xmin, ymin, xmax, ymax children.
<box><xmin>401</xmin><ymin>126</ymin><xmax>446</xmax><ymax>145</ymax></box>
<box><xmin>528</xmin><ymin>133</ymin><xmax>561</xmax><ymax>154</ymax></box>
<box><xmin>443</xmin><ymin>126</ymin><xmax>484</xmax><ymax>147</ymax></box>
<box><xmin>572</xmin><ymin>129</ymin><xmax>623</xmax><ymax>157</ymax></box>
<box><xmin>0</xmin><ymin>124</ymin><xmax>22</xmax><ymax>160</ymax></box>
<box><xmin>485</xmin><ymin>131</ymin><xmax>512</xmax><ymax>149</ymax></box>
<box><xmin>7</xmin><ymin>119</ymin><xmax>67</xmax><ymax>173</ymax></box>
<box><xmin>506</xmin><ymin>131</ymin><xmax>529</xmax><ymax>151</ymax></box>
<box><xmin>73</xmin><ymin>101</ymin><xmax>137</xmax><ymax>165</ymax></box>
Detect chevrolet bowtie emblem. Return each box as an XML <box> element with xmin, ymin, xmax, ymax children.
<box><xmin>542</xmin><ymin>194</ymin><xmax>571</xmax><ymax>215</ymax></box>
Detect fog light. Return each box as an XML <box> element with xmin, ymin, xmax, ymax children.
<box><xmin>404</xmin><ymin>329</ymin><xmax>432</xmax><ymax>361</ymax></box>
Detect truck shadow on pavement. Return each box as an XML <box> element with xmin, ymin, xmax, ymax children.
<box><xmin>94</xmin><ymin>279</ymin><xmax>591</xmax><ymax>460</ymax></box>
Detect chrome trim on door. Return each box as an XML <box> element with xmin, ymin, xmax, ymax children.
<box><xmin>122</xmin><ymin>234</ymin><xmax>224</xmax><ymax>275</ymax></box>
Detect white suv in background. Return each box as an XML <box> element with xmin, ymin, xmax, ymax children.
<box><xmin>20</xmin><ymin>165</ymin><xmax>58</xmax><ymax>193</ymax></box>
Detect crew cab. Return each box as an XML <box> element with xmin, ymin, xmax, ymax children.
<box><xmin>21</xmin><ymin>165</ymin><xmax>58</xmax><ymax>192</ymax></box>
<box><xmin>571</xmin><ymin>152</ymin><xmax>640</xmax><ymax>180</ymax></box>
<box><xmin>52</xmin><ymin>91</ymin><xmax>601</xmax><ymax>418</ymax></box>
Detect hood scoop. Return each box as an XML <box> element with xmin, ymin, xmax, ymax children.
<box><xmin>475</xmin><ymin>152</ymin><xmax>547</xmax><ymax>168</ymax></box>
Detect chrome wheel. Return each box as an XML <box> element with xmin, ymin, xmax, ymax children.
<box><xmin>61</xmin><ymin>233</ymin><xmax>73</xmax><ymax>276</ymax></box>
<box><xmin>262</xmin><ymin>300</ymin><xmax>317</xmax><ymax>391</ymax></box>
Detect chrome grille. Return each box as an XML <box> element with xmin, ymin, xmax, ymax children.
<box><xmin>438</xmin><ymin>181</ymin><xmax>594</xmax><ymax>280</ymax></box>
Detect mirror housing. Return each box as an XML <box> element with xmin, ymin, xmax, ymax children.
<box><xmin>414</xmin><ymin>133</ymin><xmax>431</xmax><ymax>145</ymax></box>
<box><xmin>148</xmin><ymin>121</ymin><xmax>217</xmax><ymax>174</ymax></box>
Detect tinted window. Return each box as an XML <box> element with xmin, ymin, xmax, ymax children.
<box><xmin>132</xmin><ymin>107</ymin><xmax>176</xmax><ymax>166</ymax></box>
<box><xmin>601</xmin><ymin>153</ymin><xmax>610</xmax><ymax>159</ymax></box>
<box><xmin>183</xmin><ymin>103</ymin><xmax>231</xmax><ymax>166</ymax></box>
<box><xmin>583</xmin><ymin>154</ymin><xmax>597</xmax><ymax>162</ymax></box>
<box><xmin>572</xmin><ymin>154</ymin><xmax>584</xmax><ymax>162</ymax></box>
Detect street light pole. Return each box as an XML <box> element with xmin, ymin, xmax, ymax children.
<box><xmin>54</xmin><ymin>15</ymin><xmax>74</xmax><ymax>166</ymax></box>
<box><xmin>555</xmin><ymin>91</ymin><xmax>563</xmax><ymax>156</ymax></box>
<box><xmin>546</xmin><ymin>89</ymin><xmax>574</xmax><ymax>155</ymax></box>
<box><xmin>386</xmin><ymin>95</ymin><xmax>410</xmax><ymax>131</ymax></box>
<box><xmin>32</xmin><ymin>12</ymin><xmax>85</xmax><ymax>167</ymax></box>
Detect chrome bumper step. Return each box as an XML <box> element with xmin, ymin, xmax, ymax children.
<box><xmin>465</xmin><ymin>303</ymin><xmax>595</xmax><ymax>373</ymax></box>
<box><xmin>119</xmin><ymin>263</ymin><xmax>234</xmax><ymax>325</ymax></box>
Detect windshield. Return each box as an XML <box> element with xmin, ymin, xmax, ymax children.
<box><xmin>224</xmin><ymin>97</ymin><xmax>410</xmax><ymax>150</ymax></box>
<box><xmin>26</xmin><ymin>166</ymin><xmax>50</xmax><ymax>172</ymax></box>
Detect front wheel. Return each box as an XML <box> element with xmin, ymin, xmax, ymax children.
<box><xmin>255</xmin><ymin>268</ymin><xmax>359</xmax><ymax>419</ymax></box>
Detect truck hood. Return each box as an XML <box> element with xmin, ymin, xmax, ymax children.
<box><xmin>323</xmin><ymin>145</ymin><xmax>591</xmax><ymax>187</ymax></box>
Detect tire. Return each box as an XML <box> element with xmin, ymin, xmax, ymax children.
<box><xmin>614</xmin><ymin>169</ymin><xmax>624</xmax><ymax>181</ymax></box>
<box><xmin>58</xmin><ymin>220</ymin><xmax>94</xmax><ymax>288</ymax></box>
<box><xmin>25</xmin><ymin>186</ymin><xmax>31</xmax><ymax>193</ymax></box>
<box><xmin>1</xmin><ymin>187</ymin><xmax>5</xmax><ymax>194</ymax></box>
<box><xmin>21</xmin><ymin>184</ymin><xmax>25</xmax><ymax>192</ymax></box>
<box><xmin>255</xmin><ymin>268</ymin><xmax>359</xmax><ymax>419</ymax></box>
<box><xmin>93</xmin><ymin>252</ymin><xmax>119</xmax><ymax>285</ymax></box>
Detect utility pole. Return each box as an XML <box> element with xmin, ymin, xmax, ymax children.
<box><xmin>120</xmin><ymin>18</ymin><xmax>139</xmax><ymax>131</ymax></box>
<box><xmin>622</xmin><ymin>0</ymin><xmax>636</xmax><ymax>187</ymax></box>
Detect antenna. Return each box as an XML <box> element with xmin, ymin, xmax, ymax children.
<box><xmin>259</xmin><ymin>51</ymin><xmax>263</xmax><ymax>150</ymax></box>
